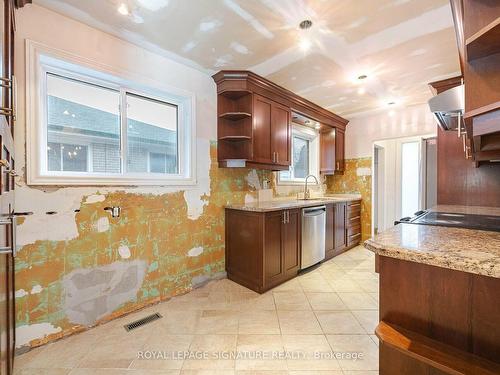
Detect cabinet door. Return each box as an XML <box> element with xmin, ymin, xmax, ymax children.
<box><xmin>325</xmin><ymin>204</ymin><xmax>335</xmax><ymax>259</ymax></box>
<box><xmin>283</xmin><ymin>209</ymin><xmax>300</xmax><ymax>277</ymax></box>
<box><xmin>320</xmin><ymin>128</ymin><xmax>336</xmax><ymax>174</ymax></box>
<box><xmin>335</xmin><ymin>130</ymin><xmax>345</xmax><ymax>173</ymax></box>
<box><xmin>271</xmin><ymin>102</ymin><xmax>291</xmax><ymax>166</ymax></box>
<box><xmin>264</xmin><ymin>210</ymin><xmax>284</xmax><ymax>288</ymax></box>
<box><xmin>253</xmin><ymin>94</ymin><xmax>273</xmax><ymax>164</ymax></box>
<box><xmin>334</xmin><ymin>202</ymin><xmax>347</xmax><ymax>252</ymax></box>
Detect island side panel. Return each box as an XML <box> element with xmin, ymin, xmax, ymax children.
<box><xmin>378</xmin><ymin>256</ymin><xmax>500</xmax><ymax>372</ymax></box>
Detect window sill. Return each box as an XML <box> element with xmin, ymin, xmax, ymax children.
<box><xmin>27</xmin><ymin>174</ymin><xmax>197</xmax><ymax>187</ymax></box>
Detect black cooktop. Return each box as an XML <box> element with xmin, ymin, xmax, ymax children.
<box><xmin>410</xmin><ymin>211</ymin><xmax>500</xmax><ymax>232</ymax></box>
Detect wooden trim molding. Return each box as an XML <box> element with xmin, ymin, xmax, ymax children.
<box><xmin>428</xmin><ymin>75</ymin><xmax>463</xmax><ymax>95</ymax></box>
<box><xmin>14</xmin><ymin>0</ymin><xmax>31</xmax><ymax>8</ymax></box>
<box><xmin>212</xmin><ymin>70</ymin><xmax>349</xmax><ymax>130</ymax></box>
<box><xmin>376</xmin><ymin>321</ymin><xmax>500</xmax><ymax>375</ymax></box>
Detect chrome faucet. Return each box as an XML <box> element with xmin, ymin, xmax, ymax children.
<box><xmin>304</xmin><ymin>174</ymin><xmax>319</xmax><ymax>199</ymax></box>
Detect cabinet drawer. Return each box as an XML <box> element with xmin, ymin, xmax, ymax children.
<box><xmin>347</xmin><ymin>214</ymin><xmax>361</xmax><ymax>227</ymax></box>
<box><xmin>347</xmin><ymin>207</ymin><xmax>361</xmax><ymax>219</ymax></box>
<box><xmin>347</xmin><ymin>201</ymin><xmax>361</xmax><ymax>208</ymax></box>
<box><xmin>347</xmin><ymin>223</ymin><xmax>361</xmax><ymax>237</ymax></box>
<box><xmin>347</xmin><ymin>232</ymin><xmax>361</xmax><ymax>246</ymax></box>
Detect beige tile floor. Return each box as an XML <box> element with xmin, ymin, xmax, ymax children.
<box><xmin>15</xmin><ymin>245</ymin><xmax>379</xmax><ymax>375</ymax></box>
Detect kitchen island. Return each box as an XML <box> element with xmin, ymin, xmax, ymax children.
<box><xmin>364</xmin><ymin>207</ymin><xmax>500</xmax><ymax>374</ymax></box>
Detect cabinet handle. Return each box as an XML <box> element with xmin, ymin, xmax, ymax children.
<box><xmin>0</xmin><ymin>216</ymin><xmax>17</xmax><ymax>257</ymax></box>
<box><xmin>0</xmin><ymin>76</ymin><xmax>16</xmax><ymax>119</ymax></box>
<box><xmin>336</xmin><ymin>162</ymin><xmax>339</xmax><ymax>170</ymax></box>
<box><xmin>350</xmin><ymin>216</ymin><xmax>361</xmax><ymax>221</ymax></box>
<box><xmin>276</xmin><ymin>152</ymin><xmax>279</xmax><ymax>164</ymax></box>
<box><xmin>287</xmin><ymin>211</ymin><xmax>289</xmax><ymax>223</ymax></box>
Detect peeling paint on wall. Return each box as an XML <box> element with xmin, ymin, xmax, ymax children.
<box><xmin>187</xmin><ymin>246</ymin><xmax>203</xmax><ymax>257</ymax></box>
<box><xmin>16</xmin><ymin>323</ymin><xmax>62</xmax><ymax>348</ymax></box>
<box><xmin>14</xmin><ymin>142</ymin><xmax>273</xmax><ymax>348</ymax></box>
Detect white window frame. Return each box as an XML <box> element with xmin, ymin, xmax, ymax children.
<box><xmin>277</xmin><ymin>125</ymin><xmax>320</xmax><ymax>185</ymax></box>
<box><xmin>26</xmin><ymin>40</ymin><xmax>196</xmax><ymax>186</ymax></box>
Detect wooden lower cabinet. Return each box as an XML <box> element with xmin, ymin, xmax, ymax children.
<box><xmin>325</xmin><ymin>200</ymin><xmax>362</xmax><ymax>261</ymax></box>
<box><xmin>225</xmin><ymin>208</ymin><xmax>300</xmax><ymax>293</ymax></box>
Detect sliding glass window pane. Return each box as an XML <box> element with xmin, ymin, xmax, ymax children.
<box><xmin>293</xmin><ymin>136</ymin><xmax>309</xmax><ymax>179</ymax></box>
<box><xmin>46</xmin><ymin>73</ymin><xmax>121</xmax><ymax>173</ymax></box>
<box><xmin>126</xmin><ymin>93</ymin><xmax>178</xmax><ymax>174</ymax></box>
<box><xmin>401</xmin><ymin>141</ymin><xmax>420</xmax><ymax>218</ymax></box>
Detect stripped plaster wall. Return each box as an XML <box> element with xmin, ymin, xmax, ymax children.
<box><xmin>12</xmin><ymin>5</ymin><xmax>280</xmax><ymax>349</ymax></box>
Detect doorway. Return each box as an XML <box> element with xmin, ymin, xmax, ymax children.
<box><xmin>372</xmin><ymin>134</ymin><xmax>436</xmax><ymax>235</ymax></box>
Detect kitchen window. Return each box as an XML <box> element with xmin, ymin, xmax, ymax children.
<box><xmin>26</xmin><ymin>42</ymin><xmax>195</xmax><ymax>185</ymax></box>
<box><xmin>279</xmin><ymin>126</ymin><xmax>319</xmax><ymax>184</ymax></box>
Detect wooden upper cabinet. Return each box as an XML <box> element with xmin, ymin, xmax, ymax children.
<box><xmin>253</xmin><ymin>94</ymin><xmax>273</xmax><ymax>164</ymax></box>
<box><xmin>271</xmin><ymin>101</ymin><xmax>291</xmax><ymax>167</ymax></box>
<box><xmin>449</xmin><ymin>0</ymin><xmax>500</xmax><ymax>163</ymax></box>
<box><xmin>335</xmin><ymin>130</ymin><xmax>345</xmax><ymax>173</ymax></box>
<box><xmin>252</xmin><ymin>94</ymin><xmax>291</xmax><ymax>167</ymax></box>
<box><xmin>212</xmin><ymin>71</ymin><xmax>348</xmax><ymax>171</ymax></box>
<box><xmin>320</xmin><ymin>128</ymin><xmax>336</xmax><ymax>174</ymax></box>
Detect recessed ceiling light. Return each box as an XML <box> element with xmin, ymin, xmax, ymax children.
<box><xmin>299</xmin><ymin>37</ymin><xmax>312</xmax><ymax>51</ymax></box>
<box><xmin>387</xmin><ymin>101</ymin><xmax>396</xmax><ymax>105</ymax></box>
<box><xmin>118</xmin><ymin>3</ymin><xmax>129</xmax><ymax>16</ymax></box>
<box><xmin>304</xmin><ymin>119</ymin><xmax>311</xmax><ymax>124</ymax></box>
<box><xmin>299</xmin><ymin>20</ymin><xmax>313</xmax><ymax>30</ymax></box>
<box><xmin>357</xmin><ymin>74</ymin><xmax>368</xmax><ymax>80</ymax></box>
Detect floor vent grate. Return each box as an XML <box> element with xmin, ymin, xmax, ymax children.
<box><xmin>124</xmin><ymin>312</ymin><xmax>162</xmax><ymax>331</ymax></box>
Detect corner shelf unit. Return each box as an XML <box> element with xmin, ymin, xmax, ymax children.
<box><xmin>216</xmin><ymin>90</ymin><xmax>253</xmax><ymax>162</ymax></box>
<box><xmin>466</xmin><ymin>17</ymin><xmax>500</xmax><ymax>61</ymax></box>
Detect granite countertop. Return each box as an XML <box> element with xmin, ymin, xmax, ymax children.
<box><xmin>364</xmin><ymin>219</ymin><xmax>500</xmax><ymax>279</ymax></box>
<box><xmin>226</xmin><ymin>194</ymin><xmax>361</xmax><ymax>212</ymax></box>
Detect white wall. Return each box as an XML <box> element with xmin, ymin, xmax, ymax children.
<box><xmin>345</xmin><ymin>103</ymin><xmax>437</xmax><ymax>159</ymax></box>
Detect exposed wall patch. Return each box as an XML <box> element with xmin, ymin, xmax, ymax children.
<box><xmin>84</xmin><ymin>194</ymin><xmax>106</xmax><ymax>204</ymax></box>
<box><xmin>187</xmin><ymin>246</ymin><xmax>203</xmax><ymax>257</ymax></box>
<box><xmin>16</xmin><ymin>323</ymin><xmax>62</xmax><ymax>348</ymax></box>
<box><xmin>30</xmin><ymin>285</ymin><xmax>43</xmax><ymax>294</ymax></box>
<box><xmin>118</xmin><ymin>244</ymin><xmax>131</xmax><ymax>259</ymax></box>
<box><xmin>63</xmin><ymin>260</ymin><xmax>147</xmax><ymax>325</ymax></box>
<box><xmin>15</xmin><ymin>289</ymin><xmax>28</xmax><ymax>298</ymax></box>
<box><xmin>96</xmin><ymin>217</ymin><xmax>110</xmax><ymax>232</ymax></box>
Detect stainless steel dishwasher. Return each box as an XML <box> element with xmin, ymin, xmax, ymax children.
<box><xmin>301</xmin><ymin>205</ymin><xmax>326</xmax><ymax>269</ymax></box>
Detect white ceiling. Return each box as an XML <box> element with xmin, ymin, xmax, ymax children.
<box><xmin>34</xmin><ymin>0</ymin><xmax>461</xmax><ymax>118</ymax></box>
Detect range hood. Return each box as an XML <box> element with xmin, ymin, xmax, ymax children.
<box><xmin>428</xmin><ymin>84</ymin><xmax>464</xmax><ymax>131</ymax></box>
